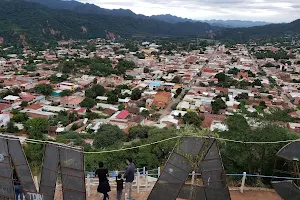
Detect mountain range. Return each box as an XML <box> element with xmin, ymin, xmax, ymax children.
<box><xmin>0</xmin><ymin>0</ymin><xmax>299</xmax><ymax>45</ymax></box>
<box><xmin>0</xmin><ymin>0</ymin><xmax>215</xmax><ymax>45</ymax></box>
<box><xmin>26</xmin><ymin>0</ymin><xmax>270</xmax><ymax>28</ymax></box>
<box><xmin>151</xmin><ymin>14</ymin><xmax>270</xmax><ymax>28</ymax></box>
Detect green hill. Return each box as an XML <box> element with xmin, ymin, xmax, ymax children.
<box><xmin>0</xmin><ymin>0</ymin><xmax>214</xmax><ymax>46</ymax></box>
<box><xmin>215</xmin><ymin>19</ymin><xmax>300</xmax><ymax>42</ymax></box>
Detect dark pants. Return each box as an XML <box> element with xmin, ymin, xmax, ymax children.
<box><xmin>14</xmin><ymin>185</ymin><xmax>23</xmax><ymax>200</ymax></box>
<box><xmin>103</xmin><ymin>192</ymin><xmax>109</xmax><ymax>200</ymax></box>
<box><xmin>117</xmin><ymin>190</ymin><xmax>122</xmax><ymax>200</ymax></box>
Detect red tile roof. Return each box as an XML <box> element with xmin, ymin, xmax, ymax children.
<box><xmin>21</xmin><ymin>94</ymin><xmax>36</xmax><ymax>102</ymax></box>
<box><xmin>116</xmin><ymin>110</ymin><xmax>129</xmax><ymax>119</ymax></box>
<box><xmin>201</xmin><ymin>114</ymin><xmax>226</xmax><ymax>128</ymax></box>
<box><xmin>25</xmin><ymin>103</ymin><xmax>43</xmax><ymax>110</ymax></box>
<box><xmin>0</xmin><ymin>103</ymin><xmax>10</xmax><ymax>111</ymax></box>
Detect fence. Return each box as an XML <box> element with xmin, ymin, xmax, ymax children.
<box><xmin>84</xmin><ymin>167</ymin><xmax>300</xmax><ymax>197</ymax></box>
<box><xmin>85</xmin><ymin>167</ymin><xmax>161</xmax><ymax>196</ymax></box>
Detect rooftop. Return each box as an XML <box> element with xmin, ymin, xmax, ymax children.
<box><xmin>3</xmin><ymin>95</ymin><xmax>20</xmax><ymax>101</ymax></box>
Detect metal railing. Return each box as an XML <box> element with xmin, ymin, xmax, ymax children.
<box><xmin>85</xmin><ymin>167</ymin><xmax>300</xmax><ymax>196</ymax></box>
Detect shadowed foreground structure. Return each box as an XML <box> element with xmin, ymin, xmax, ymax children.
<box><xmin>272</xmin><ymin>141</ymin><xmax>300</xmax><ymax>200</ymax></box>
<box><xmin>148</xmin><ymin>136</ymin><xmax>230</xmax><ymax>200</ymax></box>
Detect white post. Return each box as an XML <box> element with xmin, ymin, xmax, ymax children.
<box><xmin>158</xmin><ymin>167</ymin><xmax>161</xmax><ymax>178</ymax></box>
<box><xmin>143</xmin><ymin>167</ymin><xmax>146</xmax><ymax>175</ymax></box>
<box><xmin>34</xmin><ymin>176</ymin><xmax>39</xmax><ymax>192</ymax></box>
<box><xmin>191</xmin><ymin>171</ymin><xmax>195</xmax><ymax>185</ymax></box>
<box><xmin>240</xmin><ymin>172</ymin><xmax>247</xmax><ymax>193</ymax></box>
<box><xmin>145</xmin><ymin>171</ymin><xmax>149</xmax><ymax>191</ymax></box>
<box><xmin>87</xmin><ymin>174</ymin><xmax>91</xmax><ymax>197</ymax></box>
<box><xmin>137</xmin><ymin>172</ymin><xmax>140</xmax><ymax>194</ymax></box>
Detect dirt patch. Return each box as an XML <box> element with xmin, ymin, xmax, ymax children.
<box><xmin>230</xmin><ymin>190</ymin><xmax>281</xmax><ymax>200</ymax></box>
<box><xmin>54</xmin><ymin>186</ymin><xmax>281</xmax><ymax>200</ymax></box>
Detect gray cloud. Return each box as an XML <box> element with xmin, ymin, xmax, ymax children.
<box><xmin>78</xmin><ymin>0</ymin><xmax>300</xmax><ymax>22</ymax></box>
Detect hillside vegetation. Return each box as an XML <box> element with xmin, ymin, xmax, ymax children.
<box><xmin>0</xmin><ymin>0</ymin><xmax>214</xmax><ymax>45</ymax></box>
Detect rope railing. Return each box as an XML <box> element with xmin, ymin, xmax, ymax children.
<box><xmin>20</xmin><ymin>135</ymin><xmax>300</xmax><ymax>154</ymax></box>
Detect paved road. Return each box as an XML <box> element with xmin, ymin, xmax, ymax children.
<box><xmin>158</xmin><ymin>92</ymin><xmax>185</xmax><ymax>118</ymax></box>
<box><xmin>157</xmin><ymin>46</ymin><xmax>219</xmax><ymax>121</ymax></box>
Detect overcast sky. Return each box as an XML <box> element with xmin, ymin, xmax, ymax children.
<box><xmin>77</xmin><ymin>0</ymin><xmax>300</xmax><ymax>23</ymax></box>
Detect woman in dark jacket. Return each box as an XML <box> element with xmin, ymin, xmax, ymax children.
<box><xmin>95</xmin><ymin>162</ymin><xmax>111</xmax><ymax>200</ymax></box>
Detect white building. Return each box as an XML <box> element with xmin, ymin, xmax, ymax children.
<box><xmin>0</xmin><ymin>114</ymin><xmax>10</xmax><ymax>127</ymax></box>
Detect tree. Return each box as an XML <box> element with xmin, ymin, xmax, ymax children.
<box><xmin>80</xmin><ymin>98</ymin><xmax>96</xmax><ymax>109</ymax></box>
<box><xmin>21</xmin><ymin>101</ymin><xmax>28</xmax><ymax>108</ymax></box>
<box><xmin>60</xmin><ymin>90</ymin><xmax>72</xmax><ymax>97</ymax></box>
<box><xmin>25</xmin><ymin>118</ymin><xmax>48</xmax><ymax>139</ymax></box>
<box><xmin>129</xmin><ymin>126</ymin><xmax>150</xmax><ymax>139</ymax></box>
<box><xmin>118</xmin><ymin>103</ymin><xmax>125</xmax><ymax>111</ymax></box>
<box><xmin>141</xmin><ymin>109</ymin><xmax>150</xmax><ymax>118</ymax></box>
<box><xmin>228</xmin><ymin>67</ymin><xmax>239</xmax><ymax>75</ymax></box>
<box><xmin>252</xmin><ymin>79</ymin><xmax>262</xmax><ymax>87</ymax></box>
<box><xmin>107</xmin><ymin>93</ymin><xmax>118</xmax><ymax>104</ymax></box>
<box><xmin>131</xmin><ymin>88</ymin><xmax>142</xmax><ymax>100</ymax></box>
<box><xmin>144</xmin><ymin>67</ymin><xmax>150</xmax><ymax>73</ymax></box>
<box><xmin>6</xmin><ymin>121</ymin><xmax>18</xmax><ymax>133</ymax></box>
<box><xmin>259</xmin><ymin>101</ymin><xmax>267</xmax><ymax>109</ymax></box>
<box><xmin>176</xmin><ymin>88</ymin><xmax>182</xmax><ymax>96</ymax></box>
<box><xmin>12</xmin><ymin>113</ymin><xmax>28</xmax><ymax>123</ymax></box>
<box><xmin>68</xmin><ymin>112</ymin><xmax>77</xmax><ymax>122</ymax></box>
<box><xmin>220</xmin><ymin>114</ymin><xmax>299</xmax><ymax>181</ymax></box>
<box><xmin>50</xmin><ymin>74</ymin><xmax>68</xmax><ymax>84</ymax></box>
<box><xmin>235</xmin><ymin>93</ymin><xmax>249</xmax><ymax>101</ymax></box>
<box><xmin>171</xmin><ymin>76</ymin><xmax>181</xmax><ymax>83</ymax></box>
<box><xmin>211</xmin><ymin>98</ymin><xmax>227</xmax><ymax>113</ymax></box>
<box><xmin>85</xmin><ymin>84</ymin><xmax>105</xmax><ymax>99</ymax></box>
<box><xmin>215</xmin><ymin>73</ymin><xmax>227</xmax><ymax>82</ymax></box>
<box><xmin>35</xmin><ymin>84</ymin><xmax>53</xmax><ymax>96</ymax></box>
<box><xmin>93</xmin><ymin>124</ymin><xmax>127</xmax><ymax>149</ymax></box>
<box><xmin>85</xmin><ymin>112</ymin><xmax>101</xmax><ymax>120</ymax></box>
<box><xmin>183</xmin><ymin>112</ymin><xmax>203</xmax><ymax>127</ymax></box>
<box><xmin>115</xmin><ymin>60</ymin><xmax>136</xmax><ymax>74</ymax></box>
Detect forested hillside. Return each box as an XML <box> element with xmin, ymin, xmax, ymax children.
<box><xmin>0</xmin><ymin>0</ymin><xmax>214</xmax><ymax>45</ymax></box>
<box><xmin>216</xmin><ymin>19</ymin><xmax>300</xmax><ymax>42</ymax></box>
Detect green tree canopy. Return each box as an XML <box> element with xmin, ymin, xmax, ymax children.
<box><xmin>171</xmin><ymin>76</ymin><xmax>181</xmax><ymax>83</ymax></box>
<box><xmin>220</xmin><ymin>114</ymin><xmax>299</xmax><ymax>182</ymax></box>
<box><xmin>60</xmin><ymin>90</ymin><xmax>72</xmax><ymax>97</ymax></box>
<box><xmin>85</xmin><ymin>84</ymin><xmax>106</xmax><ymax>99</ymax></box>
<box><xmin>212</xmin><ymin>98</ymin><xmax>227</xmax><ymax>113</ymax></box>
<box><xmin>21</xmin><ymin>101</ymin><xmax>28</xmax><ymax>108</ymax></box>
<box><xmin>141</xmin><ymin>109</ymin><xmax>150</xmax><ymax>118</ymax></box>
<box><xmin>235</xmin><ymin>93</ymin><xmax>249</xmax><ymax>101</ymax></box>
<box><xmin>118</xmin><ymin>103</ymin><xmax>125</xmax><ymax>111</ymax></box>
<box><xmin>93</xmin><ymin>124</ymin><xmax>127</xmax><ymax>149</ymax></box>
<box><xmin>107</xmin><ymin>93</ymin><xmax>118</xmax><ymax>104</ymax></box>
<box><xmin>6</xmin><ymin>121</ymin><xmax>18</xmax><ymax>133</ymax></box>
<box><xmin>12</xmin><ymin>113</ymin><xmax>28</xmax><ymax>123</ymax></box>
<box><xmin>129</xmin><ymin>125</ymin><xmax>150</xmax><ymax>139</ymax></box>
<box><xmin>176</xmin><ymin>88</ymin><xmax>182</xmax><ymax>96</ymax></box>
<box><xmin>25</xmin><ymin>118</ymin><xmax>48</xmax><ymax>139</ymax></box>
<box><xmin>35</xmin><ymin>84</ymin><xmax>53</xmax><ymax>96</ymax></box>
<box><xmin>80</xmin><ymin>98</ymin><xmax>96</xmax><ymax>109</ymax></box>
<box><xmin>131</xmin><ymin>88</ymin><xmax>142</xmax><ymax>100</ymax></box>
<box><xmin>183</xmin><ymin>112</ymin><xmax>203</xmax><ymax>127</ymax></box>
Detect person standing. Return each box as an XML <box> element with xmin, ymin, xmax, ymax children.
<box><xmin>95</xmin><ymin>162</ymin><xmax>111</xmax><ymax>200</ymax></box>
<box><xmin>116</xmin><ymin>174</ymin><xmax>124</xmax><ymax>200</ymax></box>
<box><xmin>124</xmin><ymin>158</ymin><xmax>135</xmax><ymax>200</ymax></box>
<box><xmin>13</xmin><ymin>170</ymin><xmax>23</xmax><ymax>200</ymax></box>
